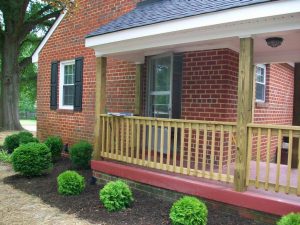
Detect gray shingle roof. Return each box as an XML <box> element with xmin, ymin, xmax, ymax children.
<box><xmin>87</xmin><ymin>0</ymin><xmax>273</xmax><ymax>38</ymax></box>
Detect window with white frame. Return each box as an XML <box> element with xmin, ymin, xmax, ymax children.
<box><xmin>59</xmin><ymin>60</ymin><xmax>75</xmax><ymax>109</ymax></box>
<box><xmin>255</xmin><ymin>64</ymin><xmax>266</xmax><ymax>102</ymax></box>
<box><xmin>148</xmin><ymin>54</ymin><xmax>173</xmax><ymax>118</ymax></box>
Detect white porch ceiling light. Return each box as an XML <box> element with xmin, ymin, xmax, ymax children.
<box><xmin>265</xmin><ymin>37</ymin><xmax>284</xmax><ymax>48</ymax></box>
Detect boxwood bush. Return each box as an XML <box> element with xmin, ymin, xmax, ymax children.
<box><xmin>57</xmin><ymin>170</ymin><xmax>85</xmax><ymax>195</ymax></box>
<box><xmin>277</xmin><ymin>213</ymin><xmax>300</xmax><ymax>225</ymax></box>
<box><xmin>99</xmin><ymin>180</ymin><xmax>134</xmax><ymax>212</ymax></box>
<box><xmin>45</xmin><ymin>136</ymin><xmax>63</xmax><ymax>162</ymax></box>
<box><xmin>4</xmin><ymin>131</ymin><xmax>36</xmax><ymax>153</ymax></box>
<box><xmin>11</xmin><ymin>143</ymin><xmax>52</xmax><ymax>176</ymax></box>
<box><xmin>170</xmin><ymin>196</ymin><xmax>208</xmax><ymax>225</ymax></box>
<box><xmin>4</xmin><ymin>134</ymin><xmax>20</xmax><ymax>153</ymax></box>
<box><xmin>18</xmin><ymin>131</ymin><xmax>33</xmax><ymax>139</ymax></box>
<box><xmin>19</xmin><ymin>135</ymin><xmax>39</xmax><ymax>145</ymax></box>
<box><xmin>70</xmin><ymin>140</ymin><xmax>93</xmax><ymax>169</ymax></box>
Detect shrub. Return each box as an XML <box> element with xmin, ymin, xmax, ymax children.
<box><xmin>170</xmin><ymin>196</ymin><xmax>208</xmax><ymax>225</ymax></box>
<box><xmin>4</xmin><ymin>134</ymin><xmax>20</xmax><ymax>153</ymax></box>
<box><xmin>45</xmin><ymin>136</ymin><xmax>63</xmax><ymax>162</ymax></box>
<box><xmin>11</xmin><ymin>142</ymin><xmax>52</xmax><ymax>176</ymax></box>
<box><xmin>18</xmin><ymin>131</ymin><xmax>33</xmax><ymax>139</ymax></box>
<box><xmin>19</xmin><ymin>135</ymin><xmax>39</xmax><ymax>145</ymax></box>
<box><xmin>0</xmin><ymin>150</ymin><xmax>12</xmax><ymax>163</ymax></box>
<box><xmin>57</xmin><ymin>170</ymin><xmax>85</xmax><ymax>195</ymax></box>
<box><xmin>70</xmin><ymin>140</ymin><xmax>93</xmax><ymax>169</ymax></box>
<box><xmin>4</xmin><ymin>131</ymin><xmax>36</xmax><ymax>153</ymax></box>
<box><xmin>99</xmin><ymin>180</ymin><xmax>134</xmax><ymax>212</ymax></box>
<box><xmin>277</xmin><ymin>213</ymin><xmax>300</xmax><ymax>225</ymax></box>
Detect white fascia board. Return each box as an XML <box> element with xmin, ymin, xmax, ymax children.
<box><xmin>32</xmin><ymin>12</ymin><xmax>66</xmax><ymax>63</ymax></box>
<box><xmin>85</xmin><ymin>0</ymin><xmax>300</xmax><ymax>48</ymax></box>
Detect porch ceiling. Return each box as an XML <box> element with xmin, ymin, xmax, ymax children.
<box><xmin>85</xmin><ymin>0</ymin><xmax>300</xmax><ymax>64</ymax></box>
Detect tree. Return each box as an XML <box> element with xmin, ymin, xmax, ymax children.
<box><xmin>0</xmin><ymin>0</ymin><xmax>77</xmax><ymax>130</ymax></box>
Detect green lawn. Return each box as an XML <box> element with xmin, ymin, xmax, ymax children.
<box><xmin>20</xmin><ymin>120</ymin><xmax>37</xmax><ymax>126</ymax></box>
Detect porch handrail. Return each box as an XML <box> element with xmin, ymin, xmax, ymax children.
<box><xmin>246</xmin><ymin>123</ymin><xmax>300</xmax><ymax>196</ymax></box>
<box><xmin>248</xmin><ymin>123</ymin><xmax>300</xmax><ymax>131</ymax></box>
<box><xmin>99</xmin><ymin>114</ymin><xmax>237</xmax><ymax>126</ymax></box>
<box><xmin>97</xmin><ymin>114</ymin><xmax>237</xmax><ymax>183</ymax></box>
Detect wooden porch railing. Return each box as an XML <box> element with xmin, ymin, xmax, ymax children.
<box><xmin>246</xmin><ymin>123</ymin><xmax>300</xmax><ymax>196</ymax></box>
<box><xmin>98</xmin><ymin>114</ymin><xmax>237</xmax><ymax>183</ymax></box>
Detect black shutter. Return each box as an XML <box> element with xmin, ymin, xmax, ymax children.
<box><xmin>50</xmin><ymin>61</ymin><xmax>58</xmax><ymax>110</ymax></box>
<box><xmin>74</xmin><ymin>57</ymin><xmax>84</xmax><ymax>111</ymax></box>
<box><xmin>172</xmin><ymin>53</ymin><xmax>183</xmax><ymax>119</ymax></box>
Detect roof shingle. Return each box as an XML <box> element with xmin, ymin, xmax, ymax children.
<box><xmin>87</xmin><ymin>0</ymin><xmax>272</xmax><ymax>37</ymax></box>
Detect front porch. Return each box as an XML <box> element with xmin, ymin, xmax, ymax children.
<box><xmin>94</xmin><ymin>114</ymin><xmax>300</xmax><ymax>196</ymax></box>
<box><xmin>86</xmin><ymin>0</ymin><xmax>300</xmax><ymax>216</ymax></box>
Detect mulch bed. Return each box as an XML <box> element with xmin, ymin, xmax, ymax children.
<box><xmin>4</xmin><ymin>158</ymin><xmax>271</xmax><ymax>225</ymax></box>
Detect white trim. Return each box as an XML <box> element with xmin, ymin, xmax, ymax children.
<box><xmin>86</xmin><ymin>0</ymin><xmax>300</xmax><ymax>51</ymax></box>
<box><xmin>90</xmin><ymin>13</ymin><xmax>300</xmax><ymax>58</ymax></box>
<box><xmin>59</xmin><ymin>60</ymin><xmax>75</xmax><ymax>110</ymax></box>
<box><xmin>255</xmin><ymin>64</ymin><xmax>267</xmax><ymax>103</ymax></box>
<box><xmin>32</xmin><ymin>12</ymin><xmax>66</xmax><ymax>63</ymax></box>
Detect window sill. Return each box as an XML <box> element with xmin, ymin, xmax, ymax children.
<box><xmin>255</xmin><ymin>102</ymin><xmax>269</xmax><ymax>108</ymax></box>
<box><xmin>56</xmin><ymin>109</ymin><xmax>74</xmax><ymax>114</ymax></box>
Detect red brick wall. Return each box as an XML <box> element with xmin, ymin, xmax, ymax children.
<box><xmin>181</xmin><ymin>49</ymin><xmax>239</xmax><ymax>122</ymax></box>
<box><xmin>254</xmin><ymin>63</ymin><xmax>294</xmax><ymax>125</ymax></box>
<box><xmin>252</xmin><ymin>64</ymin><xmax>294</xmax><ymax>162</ymax></box>
<box><xmin>37</xmin><ymin>0</ymin><xmax>138</xmax><ymax>145</ymax></box>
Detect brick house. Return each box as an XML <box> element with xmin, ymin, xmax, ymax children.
<box><xmin>33</xmin><ymin>0</ymin><xmax>300</xmax><ymax>216</ymax></box>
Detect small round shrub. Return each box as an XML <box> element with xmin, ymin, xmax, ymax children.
<box><xmin>18</xmin><ymin>131</ymin><xmax>33</xmax><ymax>139</ymax></box>
<box><xmin>170</xmin><ymin>196</ymin><xmax>208</xmax><ymax>225</ymax></box>
<box><xmin>19</xmin><ymin>135</ymin><xmax>39</xmax><ymax>145</ymax></box>
<box><xmin>99</xmin><ymin>180</ymin><xmax>134</xmax><ymax>212</ymax></box>
<box><xmin>11</xmin><ymin>143</ymin><xmax>52</xmax><ymax>176</ymax></box>
<box><xmin>45</xmin><ymin>136</ymin><xmax>63</xmax><ymax>162</ymax></box>
<box><xmin>57</xmin><ymin>170</ymin><xmax>85</xmax><ymax>195</ymax></box>
<box><xmin>4</xmin><ymin>134</ymin><xmax>20</xmax><ymax>153</ymax></box>
<box><xmin>277</xmin><ymin>213</ymin><xmax>300</xmax><ymax>225</ymax></box>
<box><xmin>4</xmin><ymin>131</ymin><xmax>36</xmax><ymax>153</ymax></box>
<box><xmin>70</xmin><ymin>140</ymin><xmax>93</xmax><ymax>169</ymax></box>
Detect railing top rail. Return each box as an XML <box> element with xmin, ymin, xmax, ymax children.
<box><xmin>247</xmin><ymin>123</ymin><xmax>300</xmax><ymax>131</ymax></box>
<box><xmin>99</xmin><ymin>114</ymin><xmax>237</xmax><ymax>126</ymax></box>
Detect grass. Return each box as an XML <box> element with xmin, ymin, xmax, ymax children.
<box><xmin>20</xmin><ymin>120</ymin><xmax>37</xmax><ymax>126</ymax></box>
<box><xmin>0</xmin><ymin>150</ymin><xmax>11</xmax><ymax>163</ymax></box>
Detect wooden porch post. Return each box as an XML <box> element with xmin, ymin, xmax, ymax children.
<box><xmin>134</xmin><ymin>63</ymin><xmax>143</xmax><ymax>116</ymax></box>
<box><xmin>293</xmin><ymin>63</ymin><xmax>300</xmax><ymax>125</ymax></box>
<box><xmin>93</xmin><ymin>57</ymin><xmax>107</xmax><ymax>160</ymax></box>
<box><xmin>292</xmin><ymin>63</ymin><xmax>300</xmax><ymax>168</ymax></box>
<box><xmin>234</xmin><ymin>37</ymin><xmax>254</xmax><ymax>192</ymax></box>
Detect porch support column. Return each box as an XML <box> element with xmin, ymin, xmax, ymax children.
<box><xmin>234</xmin><ymin>37</ymin><xmax>254</xmax><ymax>192</ymax></box>
<box><xmin>134</xmin><ymin>63</ymin><xmax>143</xmax><ymax>115</ymax></box>
<box><xmin>293</xmin><ymin>63</ymin><xmax>300</xmax><ymax>125</ymax></box>
<box><xmin>93</xmin><ymin>57</ymin><xmax>107</xmax><ymax>160</ymax></box>
<box><xmin>292</xmin><ymin>63</ymin><xmax>300</xmax><ymax>168</ymax></box>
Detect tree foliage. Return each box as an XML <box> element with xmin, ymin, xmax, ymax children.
<box><xmin>0</xmin><ymin>0</ymin><xmax>78</xmax><ymax>130</ymax></box>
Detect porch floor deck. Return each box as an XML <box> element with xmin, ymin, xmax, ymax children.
<box><xmin>247</xmin><ymin>161</ymin><xmax>299</xmax><ymax>188</ymax></box>
<box><xmin>92</xmin><ymin>159</ymin><xmax>300</xmax><ymax>216</ymax></box>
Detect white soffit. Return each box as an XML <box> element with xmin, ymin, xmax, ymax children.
<box><xmin>85</xmin><ymin>0</ymin><xmax>300</xmax><ymax>56</ymax></box>
<box><xmin>32</xmin><ymin>12</ymin><xmax>66</xmax><ymax>63</ymax></box>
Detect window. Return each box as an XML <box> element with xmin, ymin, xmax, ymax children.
<box><xmin>148</xmin><ymin>54</ymin><xmax>173</xmax><ymax>118</ymax></box>
<box><xmin>59</xmin><ymin>60</ymin><xmax>75</xmax><ymax>109</ymax></box>
<box><xmin>256</xmin><ymin>64</ymin><xmax>266</xmax><ymax>102</ymax></box>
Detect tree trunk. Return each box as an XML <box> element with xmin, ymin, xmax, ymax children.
<box><xmin>0</xmin><ymin>35</ymin><xmax>22</xmax><ymax>130</ymax></box>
